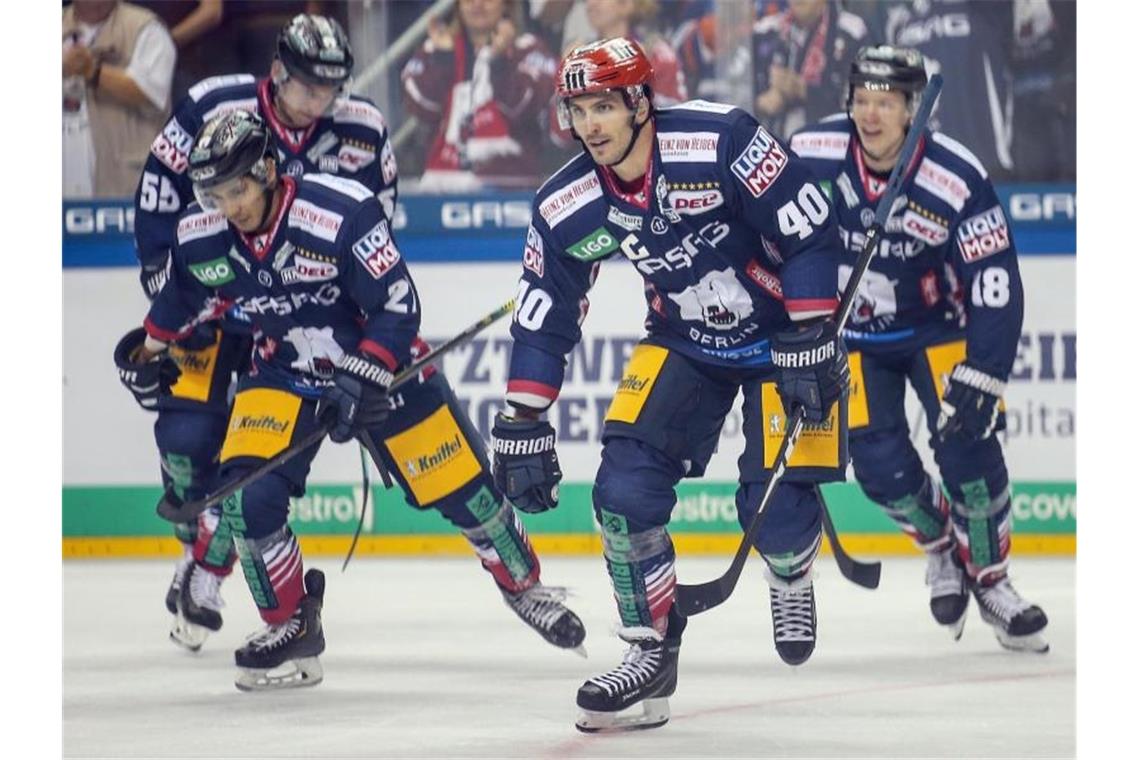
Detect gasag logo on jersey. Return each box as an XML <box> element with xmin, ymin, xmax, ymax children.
<box><xmin>957</xmin><ymin>205</ymin><xmax>1011</xmax><ymax>262</ymax></box>
<box><xmin>566</xmin><ymin>227</ymin><xmax>619</xmax><ymax>261</ymax></box>
<box><xmin>239</xmin><ymin>283</ymin><xmax>341</xmax><ymax>316</ymax></box>
<box><xmin>188</xmin><ymin>257</ymin><xmax>235</xmax><ymax>286</ymax></box>
<box><xmin>539</xmin><ymin>172</ymin><xmax>602</xmax><ymax>229</ymax></box>
<box><xmin>150</xmin><ymin>118</ymin><xmax>193</xmax><ymax>174</ymax></box>
<box><xmin>352</xmin><ymin>219</ymin><xmax>401</xmax><ymax>278</ymax></box>
<box><xmin>731</xmin><ymin>126</ymin><xmax>788</xmax><ymax>198</ymax></box>
<box><xmin>668</xmin><ymin>187</ymin><xmax>725</xmax><ymax>216</ymax></box>
<box><xmin>523</xmin><ymin>225</ymin><xmax>544</xmax><ymax>277</ymax></box>
<box><xmin>657</xmin><ymin>131</ymin><xmax>720</xmax><ymax>163</ymax></box>
<box><xmin>607</xmin><ymin>206</ymin><xmax>642</xmax><ymax>231</ymax></box>
<box><xmin>288</xmin><ymin>199</ymin><xmax>344</xmax><ymax>242</ymax></box>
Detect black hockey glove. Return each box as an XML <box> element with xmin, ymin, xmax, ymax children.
<box><xmin>770</xmin><ymin>319</ymin><xmax>850</xmax><ymax>423</ymax></box>
<box><xmin>937</xmin><ymin>362</ymin><xmax>1007</xmax><ymax>442</ymax></box>
<box><xmin>317</xmin><ymin>353</ymin><xmax>393</xmax><ymax>444</ymax></box>
<box><xmin>113</xmin><ymin>327</ymin><xmax>181</xmax><ymax>411</ymax></box>
<box><xmin>492</xmin><ymin>412</ymin><xmax>562</xmax><ymax>514</ymax></box>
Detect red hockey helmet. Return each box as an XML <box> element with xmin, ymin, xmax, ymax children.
<box><xmin>555</xmin><ymin>37</ymin><xmax>655</xmax><ymax>129</ymax></box>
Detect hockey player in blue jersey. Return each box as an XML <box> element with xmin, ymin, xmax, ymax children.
<box><xmin>115</xmin><ymin>111</ymin><xmax>585</xmax><ymax>690</ymax></box>
<box><xmin>789</xmin><ymin>45</ymin><xmax>1048</xmax><ymax>653</ymax></box>
<box><xmin>489</xmin><ymin>38</ymin><xmax>850</xmax><ymax>731</ymax></box>
<box><xmin>129</xmin><ymin>14</ymin><xmax>402</xmax><ymax>648</ymax></box>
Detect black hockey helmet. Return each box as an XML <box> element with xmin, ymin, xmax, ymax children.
<box><xmin>187</xmin><ymin>111</ymin><xmax>275</xmax><ymax>197</ymax></box>
<box><xmin>847</xmin><ymin>45</ymin><xmax>928</xmax><ymax>109</ymax></box>
<box><xmin>276</xmin><ymin>14</ymin><xmax>354</xmax><ymax>88</ymax></box>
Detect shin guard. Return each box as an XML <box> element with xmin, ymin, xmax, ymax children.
<box><xmin>225</xmin><ymin>496</ymin><xmax>305</xmax><ymax>625</ymax></box>
<box><xmin>761</xmin><ymin>529</ymin><xmax>822</xmax><ymax>582</ymax></box>
<box><xmin>598</xmin><ymin>509</ymin><xmax>676</xmax><ymax>637</ymax></box>
<box><xmin>883</xmin><ymin>475</ymin><xmax>953</xmax><ymax>552</ymax></box>
<box><xmin>192</xmin><ymin>506</ymin><xmax>238</xmax><ymax>575</ymax></box>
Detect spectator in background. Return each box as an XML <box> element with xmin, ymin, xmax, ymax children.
<box><xmin>63</xmin><ymin>0</ymin><xmax>176</xmax><ymax>198</ymax></box>
<box><xmin>752</xmin><ymin>0</ymin><xmax>866</xmax><ymax>139</ymax></box>
<box><xmin>672</xmin><ymin>1</ymin><xmax>755</xmax><ymax>106</ymax></box>
<box><xmin>882</xmin><ymin>0</ymin><xmax>1017</xmax><ymax>180</ymax></box>
<box><xmin>401</xmin><ymin>0</ymin><xmax>556</xmax><ymax>191</ymax></box>
<box><xmin>135</xmin><ymin>0</ymin><xmax>225</xmax><ymax>103</ymax></box>
<box><xmin>1010</xmin><ymin>0</ymin><xmax>1075</xmax><ymax>182</ymax></box>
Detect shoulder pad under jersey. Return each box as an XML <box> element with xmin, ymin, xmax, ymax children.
<box><xmin>533</xmin><ymin>154</ymin><xmax>604</xmax><ymax>232</ymax></box>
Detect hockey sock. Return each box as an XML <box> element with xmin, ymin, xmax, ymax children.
<box><xmin>762</xmin><ymin>528</ymin><xmax>822</xmax><ymax>582</ymax></box>
<box><xmin>883</xmin><ymin>475</ymin><xmax>953</xmax><ymax>552</ymax></box>
<box><xmin>191</xmin><ymin>505</ymin><xmax>238</xmax><ymax>574</ymax></box>
<box><xmin>598</xmin><ymin>509</ymin><xmax>676</xmax><ymax>637</ymax></box>
<box><xmin>222</xmin><ymin>489</ymin><xmax>305</xmax><ymax>624</ymax></box>
<box><xmin>950</xmin><ymin>482</ymin><xmax>1012</xmax><ymax>586</ymax></box>
<box><xmin>461</xmin><ymin>486</ymin><xmax>540</xmax><ymax>594</ymax></box>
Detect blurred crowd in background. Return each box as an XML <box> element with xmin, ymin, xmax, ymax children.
<box><xmin>63</xmin><ymin>0</ymin><xmax>1076</xmax><ymax>199</ymax></box>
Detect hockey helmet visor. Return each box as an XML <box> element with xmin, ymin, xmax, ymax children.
<box><xmin>188</xmin><ymin>111</ymin><xmax>275</xmax><ymax>210</ymax></box>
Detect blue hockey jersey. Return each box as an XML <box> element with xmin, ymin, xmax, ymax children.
<box><xmin>134</xmin><ymin>74</ymin><xmax>399</xmax><ymax>297</ymax></box>
<box><xmin>145</xmin><ymin>174</ymin><xmax>419</xmax><ymax>397</ymax></box>
<box><xmin>789</xmin><ymin>114</ymin><xmax>1024</xmax><ymax>380</ymax></box>
<box><xmin>506</xmin><ymin>100</ymin><xmax>842</xmax><ymax>410</ymax></box>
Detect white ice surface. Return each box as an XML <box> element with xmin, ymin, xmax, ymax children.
<box><xmin>64</xmin><ymin>556</ymin><xmax>1074</xmax><ymax>758</ymax></box>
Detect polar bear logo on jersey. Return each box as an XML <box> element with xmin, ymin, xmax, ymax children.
<box><xmin>286</xmin><ymin>325</ymin><xmax>344</xmax><ymax>378</ymax></box>
<box><xmin>840</xmin><ymin>265</ymin><xmax>897</xmax><ymax>327</ymax></box>
<box><xmin>668</xmin><ymin>268</ymin><xmax>754</xmax><ymax>331</ymax></box>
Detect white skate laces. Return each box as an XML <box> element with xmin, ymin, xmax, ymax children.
<box><xmin>586</xmin><ymin>628</ymin><xmax>663</xmax><ymax>698</ymax></box>
<box><xmin>188</xmin><ymin>565</ymin><xmax>225</xmax><ymax>611</ymax></box>
<box><xmin>766</xmin><ymin>570</ymin><xmax>815</xmax><ymax>644</ymax></box>
<box><xmin>975</xmin><ymin>578</ymin><xmax>1033</xmax><ymax>623</ymax></box>
<box><xmin>243</xmin><ymin>616</ymin><xmax>302</xmax><ymax>654</ymax></box>
<box><xmin>508</xmin><ymin>585</ymin><xmax>570</xmax><ymax>631</ymax></box>
<box><xmin>925</xmin><ymin>546</ymin><xmax>965</xmax><ymax>598</ymax></box>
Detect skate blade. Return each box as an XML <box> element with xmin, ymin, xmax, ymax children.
<box><xmin>569</xmin><ymin>644</ymin><xmax>588</xmax><ymax>659</ymax></box>
<box><xmin>235</xmin><ymin>656</ymin><xmax>324</xmax><ymax>692</ymax></box>
<box><xmin>994</xmin><ymin>629</ymin><xmax>1050</xmax><ymax>654</ymax></box>
<box><xmin>575</xmin><ymin>698</ymin><xmax>670</xmax><ymax>733</ymax></box>
<box><xmin>938</xmin><ymin>609</ymin><xmax>968</xmax><ymax>641</ymax></box>
<box><xmin>169</xmin><ymin>614</ymin><xmax>210</xmax><ymax>652</ymax></box>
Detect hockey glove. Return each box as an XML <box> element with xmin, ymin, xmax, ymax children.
<box><xmin>937</xmin><ymin>362</ymin><xmax>1006</xmax><ymax>442</ymax></box>
<box><xmin>317</xmin><ymin>353</ymin><xmax>393</xmax><ymax>444</ymax></box>
<box><xmin>114</xmin><ymin>327</ymin><xmax>181</xmax><ymax>410</ymax></box>
<box><xmin>770</xmin><ymin>319</ymin><xmax>850</xmax><ymax>423</ymax></box>
<box><xmin>492</xmin><ymin>412</ymin><xmax>562</xmax><ymax>514</ymax></box>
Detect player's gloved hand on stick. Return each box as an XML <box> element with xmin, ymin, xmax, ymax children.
<box><xmin>937</xmin><ymin>361</ymin><xmax>1006</xmax><ymax>442</ymax></box>
<box><xmin>317</xmin><ymin>353</ymin><xmax>393</xmax><ymax>443</ymax></box>
<box><xmin>492</xmin><ymin>411</ymin><xmax>562</xmax><ymax>513</ymax></box>
<box><xmin>113</xmin><ymin>327</ymin><xmax>181</xmax><ymax>410</ymax></box>
<box><xmin>770</xmin><ymin>318</ymin><xmax>849</xmax><ymax>423</ymax></box>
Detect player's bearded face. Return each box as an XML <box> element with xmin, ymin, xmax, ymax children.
<box><xmin>851</xmin><ymin>89</ymin><xmax>909</xmax><ymax>165</ymax></box>
<box><xmin>276</xmin><ymin>76</ymin><xmax>339</xmax><ymax>128</ymax></box>
<box><xmin>199</xmin><ymin>176</ymin><xmax>270</xmax><ymax>233</ymax></box>
<box><xmin>568</xmin><ymin>92</ymin><xmax>637</xmax><ymax>166</ymax></box>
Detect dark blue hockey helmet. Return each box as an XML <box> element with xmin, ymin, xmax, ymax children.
<box><xmin>847</xmin><ymin>45</ymin><xmax>928</xmax><ymax>110</ymax></box>
<box><xmin>276</xmin><ymin>14</ymin><xmax>354</xmax><ymax>88</ymax></box>
<box><xmin>187</xmin><ymin>111</ymin><xmax>276</xmax><ymax>204</ymax></box>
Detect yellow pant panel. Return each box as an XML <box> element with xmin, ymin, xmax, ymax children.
<box><xmin>604</xmin><ymin>344</ymin><xmax>670</xmax><ymax>425</ymax></box>
<box><xmin>219</xmin><ymin>388</ymin><xmax>303</xmax><ymax>463</ymax></box>
<box><xmin>384</xmin><ymin>405</ymin><xmax>483</xmax><ymax>505</ymax></box>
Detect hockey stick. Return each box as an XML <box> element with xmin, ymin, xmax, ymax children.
<box><xmin>675</xmin><ymin>74</ymin><xmax>943</xmax><ymax>617</ymax></box>
<box><xmin>156</xmin><ymin>298</ymin><xmax>517</xmax><ymax>523</ymax></box>
<box><xmin>818</xmin><ymin>485</ymin><xmax>881</xmax><ymax>589</ymax></box>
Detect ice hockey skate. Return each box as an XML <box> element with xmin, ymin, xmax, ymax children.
<box><xmin>925</xmin><ymin>545</ymin><xmax>969</xmax><ymax>639</ymax></box>
<box><xmin>502</xmin><ymin>584</ymin><xmax>586</xmax><ymax>655</ymax></box>
<box><xmin>767</xmin><ymin>568</ymin><xmax>816</xmax><ymax>665</ymax></box>
<box><xmin>972</xmin><ymin>576</ymin><xmax>1049</xmax><ymax>653</ymax></box>
<box><xmin>575</xmin><ymin>625</ymin><xmax>682</xmax><ymax>733</ymax></box>
<box><xmin>234</xmin><ymin>569</ymin><xmax>326</xmax><ymax>691</ymax></box>
<box><xmin>170</xmin><ymin>561</ymin><xmax>225</xmax><ymax>652</ymax></box>
<box><xmin>164</xmin><ymin>553</ymin><xmax>193</xmax><ymax>615</ymax></box>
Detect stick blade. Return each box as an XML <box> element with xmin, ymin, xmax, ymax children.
<box><xmin>674</xmin><ymin>579</ymin><xmax>731</xmax><ymax>617</ymax></box>
<box><xmin>155</xmin><ymin>488</ymin><xmax>207</xmax><ymax>524</ymax></box>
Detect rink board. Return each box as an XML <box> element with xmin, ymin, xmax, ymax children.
<box><xmin>62</xmin><ymin>189</ymin><xmax>1075</xmax><ymax>558</ymax></box>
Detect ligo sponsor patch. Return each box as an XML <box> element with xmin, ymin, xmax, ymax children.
<box><xmin>352</xmin><ymin>219</ymin><xmax>401</xmax><ymax>278</ymax></box>
<box><xmin>731</xmin><ymin>126</ymin><xmax>788</xmax><ymax>198</ymax></box>
<box><xmin>523</xmin><ymin>225</ymin><xmax>544</xmax><ymax>277</ymax></box>
<box><xmin>188</xmin><ymin>257</ymin><xmax>235</xmax><ymax>286</ymax></box>
<box><xmin>539</xmin><ymin>171</ymin><xmax>602</xmax><ymax>229</ymax></box>
<box><xmin>566</xmin><ymin>227</ymin><xmax>619</xmax><ymax>261</ymax></box>
<box><xmin>957</xmin><ymin>205</ymin><xmax>1011</xmax><ymax>262</ymax></box>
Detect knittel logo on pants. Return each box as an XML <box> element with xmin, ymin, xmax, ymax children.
<box><xmin>404</xmin><ymin>434</ymin><xmax>465</xmax><ymax>478</ymax></box>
